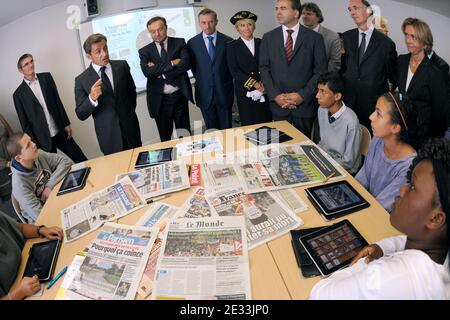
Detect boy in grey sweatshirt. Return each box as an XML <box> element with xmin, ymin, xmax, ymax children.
<box><xmin>7</xmin><ymin>133</ymin><xmax>73</xmax><ymax>223</ymax></box>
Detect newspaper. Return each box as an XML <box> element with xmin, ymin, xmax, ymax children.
<box><xmin>201</xmin><ymin>161</ymin><xmax>241</xmax><ymax>189</ymax></box>
<box><xmin>61</xmin><ymin>176</ymin><xmax>146</xmax><ymax>243</ymax></box>
<box><xmin>116</xmin><ymin>160</ymin><xmax>190</xmax><ymax>199</ymax></box>
<box><xmin>205</xmin><ymin>186</ymin><xmax>303</xmax><ymax>249</ymax></box>
<box><xmin>176</xmin><ymin>187</ymin><xmax>213</xmax><ymax>218</ymax></box>
<box><xmin>151</xmin><ymin>216</ymin><xmax>251</xmax><ymax>300</ymax></box>
<box><xmin>63</xmin><ymin>223</ymin><xmax>157</xmax><ymax>300</ymax></box>
<box><xmin>234</xmin><ymin>142</ymin><xmax>345</xmax><ymax>193</ymax></box>
<box><xmin>272</xmin><ymin>188</ymin><xmax>308</xmax><ymax>214</ymax></box>
<box><xmin>135</xmin><ymin>203</ymin><xmax>180</xmax><ymax>299</ymax></box>
<box><xmin>175</xmin><ymin>136</ymin><xmax>223</xmax><ymax>157</ymax></box>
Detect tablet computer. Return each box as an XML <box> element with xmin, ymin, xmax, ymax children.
<box><xmin>57</xmin><ymin>167</ymin><xmax>90</xmax><ymax>196</ymax></box>
<box><xmin>305</xmin><ymin>180</ymin><xmax>369</xmax><ymax>221</ymax></box>
<box><xmin>299</xmin><ymin>220</ymin><xmax>368</xmax><ymax>277</ymax></box>
<box><xmin>244</xmin><ymin>126</ymin><xmax>293</xmax><ymax>145</ymax></box>
<box><xmin>290</xmin><ymin>227</ymin><xmax>323</xmax><ymax>278</ymax></box>
<box><xmin>135</xmin><ymin>147</ymin><xmax>175</xmax><ymax>169</ymax></box>
<box><xmin>23</xmin><ymin>239</ymin><xmax>62</xmax><ymax>282</ymax></box>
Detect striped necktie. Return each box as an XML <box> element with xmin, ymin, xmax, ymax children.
<box><xmin>285</xmin><ymin>29</ymin><xmax>294</xmax><ymax>63</ymax></box>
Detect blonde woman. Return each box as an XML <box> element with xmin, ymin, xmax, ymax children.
<box><xmin>226</xmin><ymin>11</ymin><xmax>271</xmax><ymax>126</ymax></box>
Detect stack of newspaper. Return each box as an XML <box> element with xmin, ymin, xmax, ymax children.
<box><xmin>56</xmin><ymin>223</ymin><xmax>157</xmax><ymax>300</ymax></box>
<box><xmin>60</xmin><ymin>176</ymin><xmax>146</xmax><ymax>242</ymax></box>
<box><xmin>116</xmin><ymin>160</ymin><xmax>190</xmax><ymax>199</ymax></box>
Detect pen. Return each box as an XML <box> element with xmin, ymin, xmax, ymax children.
<box><xmin>47</xmin><ymin>266</ymin><xmax>67</xmax><ymax>290</ymax></box>
<box><xmin>322</xmin><ymin>172</ymin><xmax>336</xmax><ymax>183</ymax></box>
<box><xmin>146</xmin><ymin>194</ymin><xmax>170</xmax><ymax>204</ymax></box>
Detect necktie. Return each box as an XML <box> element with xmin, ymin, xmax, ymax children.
<box><xmin>285</xmin><ymin>29</ymin><xmax>294</xmax><ymax>63</ymax></box>
<box><xmin>207</xmin><ymin>36</ymin><xmax>215</xmax><ymax>61</ymax></box>
<box><xmin>159</xmin><ymin>42</ymin><xmax>167</xmax><ymax>60</ymax></box>
<box><xmin>100</xmin><ymin>66</ymin><xmax>113</xmax><ymax>93</ymax></box>
<box><xmin>328</xmin><ymin>112</ymin><xmax>336</xmax><ymax>124</ymax></box>
<box><xmin>358</xmin><ymin>33</ymin><xmax>366</xmax><ymax>65</ymax></box>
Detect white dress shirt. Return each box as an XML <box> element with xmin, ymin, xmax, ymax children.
<box><xmin>310</xmin><ymin>235</ymin><xmax>450</xmax><ymax>300</ymax></box>
<box><xmin>89</xmin><ymin>62</ymin><xmax>114</xmax><ymax>107</ymax></box>
<box><xmin>358</xmin><ymin>24</ymin><xmax>374</xmax><ymax>52</ymax></box>
<box><xmin>241</xmin><ymin>37</ymin><xmax>255</xmax><ymax>56</ymax></box>
<box><xmin>406</xmin><ymin>66</ymin><xmax>414</xmax><ymax>92</ymax></box>
<box><xmin>282</xmin><ymin>21</ymin><xmax>300</xmax><ymax>48</ymax></box>
<box><xmin>26</xmin><ymin>75</ymin><xmax>59</xmax><ymax>137</ymax></box>
<box><xmin>155</xmin><ymin>38</ymin><xmax>179</xmax><ymax>94</ymax></box>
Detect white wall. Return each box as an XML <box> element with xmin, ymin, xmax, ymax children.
<box><xmin>0</xmin><ymin>0</ymin><xmax>449</xmax><ymax>158</ymax></box>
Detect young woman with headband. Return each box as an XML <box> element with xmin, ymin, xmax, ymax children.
<box><xmin>311</xmin><ymin>138</ymin><xmax>450</xmax><ymax>299</ymax></box>
<box><xmin>355</xmin><ymin>92</ymin><xmax>424</xmax><ymax>212</ymax></box>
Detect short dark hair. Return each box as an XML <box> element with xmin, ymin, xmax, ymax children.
<box><xmin>406</xmin><ymin>138</ymin><xmax>450</xmax><ymax>271</ymax></box>
<box><xmin>83</xmin><ymin>33</ymin><xmax>107</xmax><ymax>54</ymax></box>
<box><xmin>382</xmin><ymin>92</ymin><xmax>424</xmax><ymax>149</ymax></box>
<box><xmin>7</xmin><ymin>132</ymin><xmax>25</xmax><ymax>158</ymax></box>
<box><xmin>146</xmin><ymin>16</ymin><xmax>167</xmax><ymax>29</ymax></box>
<box><xmin>198</xmin><ymin>8</ymin><xmax>217</xmax><ymax>21</ymax></box>
<box><xmin>17</xmin><ymin>53</ymin><xmax>32</xmax><ymax>69</ymax></box>
<box><xmin>302</xmin><ymin>2</ymin><xmax>324</xmax><ymax>23</ymax></box>
<box><xmin>318</xmin><ymin>73</ymin><xmax>344</xmax><ymax>95</ymax></box>
<box><xmin>282</xmin><ymin>0</ymin><xmax>302</xmax><ymax>12</ymax></box>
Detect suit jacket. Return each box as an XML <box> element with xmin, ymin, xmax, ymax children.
<box><xmin>341</xmin><ymin>28</ymin><xmax>397</xmax><ymax>125</ymax></box>
<box><xmin>187</xmin><ymin>32</ymin><xmax>234</xmax><ymax>110</ymax></box>
<box><xmin>259</xmin><ymin>25</ymin><xmax>327</xmax><ymax>118</ymax></box>
<box><xmin>13</xmin><ymin>72</ymin><xmax>71</xmax><ymax>151</ymax></box>
<box><xmin>139</xmin><ymin>37</ymin><xmax>193</xmax><ymax>118</ymax></box>
<box><xmin>429</xmin><ymin>52</ymin><xmax>450</xmax><ymax>128</ymax></box>
<box><xmin>74</xmin><ymin>60</ymin><xmax>141</xmax><ymax>155</ymax></box>
<box><xmin>226</xmin><ymin>37</ymin><xmax>263</xmax><ymax>97</ymax></box>
<box><xmin>398</xmin><ymin>54</ymin><xmax>449</xmax><ymax>137</ymax></box>
<box><xmin>317</xmin><ymin>25</ymin><xmax>342</xmax><ymax>73</ymax></box>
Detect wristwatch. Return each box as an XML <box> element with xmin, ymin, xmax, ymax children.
<box><xmin>37</xmin><ymin>225</ymin><xmax>46</xmax><ymax>237</ymax></box>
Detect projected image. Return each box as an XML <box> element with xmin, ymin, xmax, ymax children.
<box><xmin>80</xmin><ymin>7</ymin><xmax>198</xmax><ymax>92</ymax></box>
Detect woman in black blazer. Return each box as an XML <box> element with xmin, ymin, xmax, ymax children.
<box><xmin>226</xmin><ymin>11</ymin><xmax>271</xmax><ymax>126</ymax></box>
<box><xmin>397</xmin><ymin>18</ymin><xmax>449</xmax><ymax>140</ymax></box>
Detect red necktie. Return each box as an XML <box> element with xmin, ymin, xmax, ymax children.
<box><xmin>285</xmin><ymin>29</ymin><xmax>294</xmax><ymax>63</ymax></box>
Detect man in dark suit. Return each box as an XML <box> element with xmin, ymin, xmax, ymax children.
<box><xmin>13</xmin><ymin>54</ymin><xmax>87</xmax><ymax>163</ymax></box>
<box><xmin>260</xmin><ymin>0</ymin><xmax>327</xmax><ymax>136</ymax></box>
<box><xmin>187</xmin><ymin>8</ymin><xmax>234</xmax><ymax>130</ymax></box>
<box><xmin>75</xmin><ymin>34</ymin><xmax>142</xmax><ymax>155</ymax></box>
<box><xmin>341</xmin><ymin>0</ymin><xmax>397</xmax><ymax>131</ymax></box>
<box><xmin>139</xmin><ymin>16</ymin><xmax>193</xmax><ymax>142</ymax></box>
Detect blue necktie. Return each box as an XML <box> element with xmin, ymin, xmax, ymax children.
<box><xmin>207</xmin><ymin>36</ymin><xmax>215</xmax><ymax>61</ymax></box>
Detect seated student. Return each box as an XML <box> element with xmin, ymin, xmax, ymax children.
<box><xmin>7</xmin><ymin>133</ymin><xmax>73</xmax><ymax>223</ymax></box>
<box><xmin>355</xmin><ymin>92</ymin><xmax>424</xmax><ymax>212</ymax></box>
<box><xmin>316</xmin><ymin>72</ymin><xmax>361</xmax><ymax>174</ymax></box>
<box><xmin>0</xmin><ymin>210</ymin><xmax>62</xmax><ymax>300</ymax></box>
<box><xmin>310</xmin><ymin>138</ymin><xmax>450</xmax><ymax>299</ymax></box>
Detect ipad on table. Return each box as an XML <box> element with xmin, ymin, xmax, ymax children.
<box><xmin>290</xmin><ymin>227</ymin><xmax>323</xmax><ymax>278</ymax></box>
<box><xmin>305</xmin><ymin>180</ymin><xmax>370</xmax><ymax>221</ymax></box>
<box><xmin>57</xmin><ymin>167</ymin><xmax>90</xmax><ymax>196</ymax></box>
<box><xmin>23</xmin><ymin>239</ymin><xmax>62</xmax><ymax>282</ymax></box>
<box><xmin>135</xmin><ymin>147</ymin><xmax>175</xmax><ymax>169</ymax></box>
<box><xmin>299</xmin><ymin>220</ymin><xmax>368</xmax><ymax>277</ymax></box>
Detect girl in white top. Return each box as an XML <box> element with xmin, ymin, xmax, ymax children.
<box><xmin>310</xmin><ymin>138</ymin><xmax>450</xmax><ymax>299</ymax></box>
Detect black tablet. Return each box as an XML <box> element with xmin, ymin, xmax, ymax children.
<box><xmin>305</xmin><ymin>180</ymin><xmax>369</xmax><ymax>221</ymax></box>
<box><xmin>23</xmin><ymin>239</ymin><xmax>62</xmax><ymax>282</ymax></box>
<box><xmin>299</xmin><ymin>220</ymin><xmax>368</xmax><ymax>277</ymax></box>
<box><xmin>244</xmin><ymin>126</ymin><xmax>293</xmax><ymax>145</ymax></box>
<box><xmin>290</xmin><ymin>227</ymin><xmax>323</xmax><ymax>278</ymax></box>
<box><xmin>135</xmin><ymin>147</ymin><xmax>175</xmax><ymax>169</ymax></box>
<box><xmin>57</xmin><ymin>167</ymin><xmax>90</xmax><ymax>196</ymax></box>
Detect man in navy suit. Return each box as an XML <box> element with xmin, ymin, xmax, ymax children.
<box><xmin>187</xmin><ymin>8</ymin><xmax>234</xmax><ymax>130</ymax></box>
<box><xmin>139</xmin><ymin>16</ymin><xmax>193</xmax><ymax>142</ymax></box>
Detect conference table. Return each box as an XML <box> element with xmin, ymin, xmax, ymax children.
<box><xmin>12</xmin><ymin>120</ymin><xmax>400</xmax><ymax>300</ymax></box>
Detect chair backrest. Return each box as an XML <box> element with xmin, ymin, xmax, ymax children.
<box><xmin>11</xmin><ymin>194</ymin><xmax>27</xmax><ymax>223</ymax></box>
<box><xmin>360</xmin><ymin>124</ymin><xmax>372</xmax><ymax>156</ymax></box>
